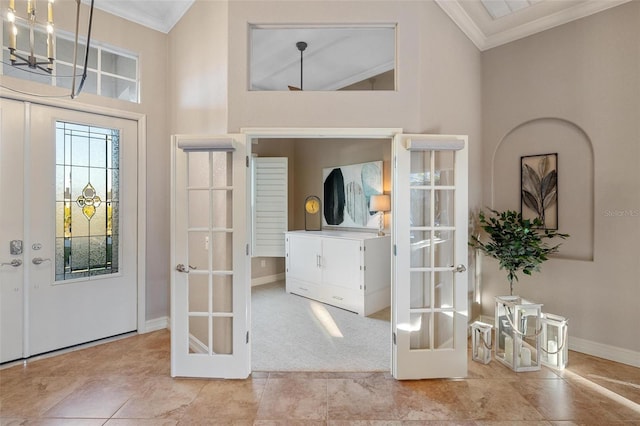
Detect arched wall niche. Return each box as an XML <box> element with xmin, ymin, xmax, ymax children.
<box><xmin>491</xmin><ymin>117</ymin><xmax>594</xmax><ymax>261</ymax></box>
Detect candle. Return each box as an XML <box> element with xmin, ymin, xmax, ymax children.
<box><xmin>48</xmin><ymin>0</ymin><xmax>54</xmax><ymax>23</ymax></box>
<box><xmin>547</xmin><ymin>340</ymin><xmax>558</xmax><ymax>366</ymax></box>
<box><xmin>47</xmin><ymin>32</ymin><xmax>53</xmax><ymax>60</ymax></box>
<box><xmin>9</xmin><ymin>0</ymin><xmax>15</xmax><ymax>11</ymax></box>
<box><xmin>520</xmin><ymin>347</ymin><xmax>532</xmax><ymax>367</ymax></box>
<box><xmin>504</xmin><ymin>336</ymin><xmax>513</xmax><ymax>365</ymax></box>
<box><xmin>27</xmin><ymin>0</ymin><xmax>33</xmax><ymax>15</ymax></box>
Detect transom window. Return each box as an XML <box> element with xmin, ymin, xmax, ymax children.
<box><xmin>2</xmin><ymin>23</ymin><xmax>139</xmax><ymax>103</ymax></box>
<box><xmin>55</xmin><ymin>121</ymin><xmax>120</xmax><ymax>281</ymax></box>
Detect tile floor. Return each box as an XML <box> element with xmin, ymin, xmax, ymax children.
<box><xmin>1</xmin><ymin>329</ymin><xmax>639</xmax><ymax>425</ymax></box>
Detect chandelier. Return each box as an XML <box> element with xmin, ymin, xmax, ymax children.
<box><xmin>6</xmin><ymin>0</ymin><xmax>55</xmax><ymax>73</ymax></box>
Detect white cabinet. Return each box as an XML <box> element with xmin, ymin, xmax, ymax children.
<box><xmin>285</xmin><ymin>230</ymin><xmax>391</xmax><ymax>316</ymax></box>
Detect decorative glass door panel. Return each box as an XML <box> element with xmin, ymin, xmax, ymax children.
<box><xmin>55</xmin><ymin>122</ymin><xmax>119</xmax><ymax>281</ymax></box>
<box><xmin>172</xmin><ymin>135</ymin><xmax>249</xmax><ymax>379</ymax></box>
<box><xmin>393</xmin><ymin>134</ymin><xmax>468</xmax><ymax>379</ymax></box>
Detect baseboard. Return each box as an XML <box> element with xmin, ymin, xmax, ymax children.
<box><xmin>189</xmin><ymin>334</ymin><xmax>207</xmax><ymax>354</ymax></box>
<box><xmin>568</xmin><ymin>336</ymin><xmax>640</xmax><ymax>368</ymax></box>
<box><xmin>251</xmin><ymin>273</ymin><xmax>285</xmax><ymax>287</ymax></box>
<box><xmin>473</xmin><ymin>315</ymin><xmax>639</xmax><ymax>368</ymax></box>
<box><xmin>144</xmin><ymin>316</ymin><xmax>169</xmax><ymax>333</ymax></box>
<box><xmin>479</xmin><ymin>314</ymin><xmax>494</xmax><ymax>325</ymax></box>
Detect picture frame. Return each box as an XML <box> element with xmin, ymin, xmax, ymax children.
<box><xmin>322</xmin><ymin>161</ymin><xmax>383</xmax><ymax>230</ymax></box>
<box><xmin>521</xmin><ymin>153</ymin><xmax>558</xmax><ymax>230</ymax></box>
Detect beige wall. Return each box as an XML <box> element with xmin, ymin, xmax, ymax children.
<box><xmin>168</xmin><ymin>0</ymin><xmax>228</xmax><ymax>134</ymax></box>
<box><xmin>172</xmin><ymin>0</ymin><xmax>483</xmax><ymax>304</ymax></box>
<box><xmin>1</xmin><ymin>1</ymin><xmax>170</xmax><ymax>322</ymax></box>
<box><xmin>481</xmin><ymin>1</ymin><xmax>640</xmax><ymax>353</ymax></box>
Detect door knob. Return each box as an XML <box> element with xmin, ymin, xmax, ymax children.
<box><xmin>1</xmin><ymin>259</ymin><xmax>23</xmax><ymax>267</ymax></box>
<box><xmin>175</xmin><ymin>264</ymin><xmax>196</xmax><ymax>273</ymax></box>
<box><xmin>32</xmin><ymin>257</ymin><xmax>51</xmax><ymax>265</ymax></box>
<box><xmin>453</xmin><ymin>264</ymin><xmax>467</xmax><ymax>273</ymax></box>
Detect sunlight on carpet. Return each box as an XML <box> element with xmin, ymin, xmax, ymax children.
<box><xmin>251</xmin><ymin>281</ymin><xmax>391</xmax><ymax>371</ymax></box>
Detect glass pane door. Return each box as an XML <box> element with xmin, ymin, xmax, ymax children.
<box><xmin>393</xmin><ymin>134</ymin><xmax>468</xmax><ymax>379</ymax></box>
<box><xmin>171</xmin><ymin>135</ymin><xmax>250</xmax><ymax>379</ymax></box>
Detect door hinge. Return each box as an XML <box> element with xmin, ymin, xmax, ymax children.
<box><xmin>393</xmin><ymin>244</ymin><xmax>397</xmax><ymax>256</ymax></box>
<box><xmin>246</xmin><ymin>331</ymin><xmax>250</xmax><ymax>344</ymax></box>
<box><xmin>246</xmin><ymin>156</ymin><xmax>249</xmax><ymax>167</ymax></box>
<box><xmin>393</xmin><ymin>332</ymin><xmax>397</xmax><ymax>345</ymax></box>
<box><xmin>246</xmin><ymin>244</ymin><xmax>249</xmax><ymax>255</ymax></box>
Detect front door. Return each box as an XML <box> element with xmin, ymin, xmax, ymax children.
<box><xmin>392</xmin><ymin>134</ymin><xmax>469</xmax><ymax>379</ymax></box>
<box><xmin>171</xmin><ymin>135</ymin><xmax>250</xmax><ymax>379</ymax></box>
<box><xmin>0</xmin><ymin>99</ymin><xmax>139</xmax><ymax>362</ymax></box>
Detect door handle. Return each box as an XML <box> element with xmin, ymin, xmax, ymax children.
<box><xmin>32</xmin><ymin>257</ymin><xmax>51</xmax><ymax>265</ymax></box>
<box><xmin>176</xmin><ymin>264</ymin><xmax>196</xmax><ymax>273</ymax></box>
<box><xmin>453</xmin><ymin>264</ymin><xmax>467</xmax><ymax>273</ymax></box>
<box><xmin>1</xmin><ymin>259</ymin><xmax>23</xmax><ymax>268</ymax></box>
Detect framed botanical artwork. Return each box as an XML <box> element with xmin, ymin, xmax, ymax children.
<box><xmin>322</xmin><ymin>160</ymin><xmax>383</xmax><ymax>230</ymax></box>
<box><xmin>521</xmin><ymin>153</ymin><xmax>558</xmax><ymax>229</ymax></box>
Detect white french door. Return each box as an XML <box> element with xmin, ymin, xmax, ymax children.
<box><xmin>392</xmin><ymin>134</ymin><xmax>469</xmax><ymax>379</ymax></box>
<box><xmin>0</xmin><ymin>99</ymin><xmax>138</xmax><ymax>363</ymax></box>
<box><xmin>171</xmin><ymin>134</ymin><xmax>250</xmax><ymax>379</ymax></box>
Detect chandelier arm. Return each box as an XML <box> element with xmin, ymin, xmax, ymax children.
<box><xmin>70</xmin><ymin>0</ymin><xmax>82</xmax><ymax>98</ymax></box>
<box><xmin>76</xmin><ymin>0</ymin><xmax>95</xmax><ymax>97</ymax></box>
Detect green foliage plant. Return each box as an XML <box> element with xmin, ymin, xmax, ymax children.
<box><xmin>470</xmin><ymin>209</ymin><xmax>569</xmax><ymax>295</ymax></box>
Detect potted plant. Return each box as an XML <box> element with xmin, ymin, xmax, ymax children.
<box><xmin>470</xmin><ymin>209</ymin><xmax>568</xmax><ymax>296</ymax></box>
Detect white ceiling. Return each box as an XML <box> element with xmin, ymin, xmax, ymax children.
<box><xmin>435</xmin><ymin>0</ymin><xmax>632</xmax><ymax>50</ymax></box>
<box><xmin>89</xmin><ymin>0</ymin><xmax>631</xmax><ymax>50</ymax></box>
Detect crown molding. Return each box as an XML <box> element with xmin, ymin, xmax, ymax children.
<box><xmin>82</xmin><ymin>0</ymin><xmax>195</xmax><ymax>34</ymax></box>
<box><xmin>435</xmin><ymin>0</ymin><xmax>633</xmax><ymax>52</ymax></box>
<box><xmin>434</xmin><ymin>0</ymin><xmax>488</xmax><ymax>51</ymax></box>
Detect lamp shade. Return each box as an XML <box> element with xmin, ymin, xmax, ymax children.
<box><xmin>370</xmin><ymin>194</ymin><xmax>390</xmax><ymax>212</ymax></box>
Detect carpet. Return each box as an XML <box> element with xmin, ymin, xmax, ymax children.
<box><xmin>251</xmin><ymin>281</ymin><xmax>391</xmax><ymax>372</ymax></box>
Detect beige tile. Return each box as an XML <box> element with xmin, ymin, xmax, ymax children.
<box><xmin>256</xmin><ymin>377</ymin><xmax>328</xmax><ymax>421</ymax></box>
<box><xmin>106</xmin><ymin>420</ymin><xmax>178</xmax><ymax>426</ymax></box>
<box><xmin>1</xmin><ymin>419</ymin><xmax>106</xmax><ymax>425</ymax></box>
<box><xmin>42</xmin><ymin>376</ymin><xmax>145</xmax><ymax>418</ymax></box>
<box><xmin>510</xmin><ymin>375</ymin><xmax>640</xmax><ymax>422</ymax></box>
<box><xmin>445</xmin><ymin>379</ymin><xmax>546</xmax><ymax>421</ymax></box>
<box><xmin>0</xmin><ymin>376</ymin><xmax>82</xmax><ymax>418</ymax></box>
<box><xmin>327</xmin><ymin>375</ymin><xmax>405</xmax><ymax>421</ymax></box>
<box><xmin>112</xmin><ymin>376</ymin><xmax>206</xmax><ymax>420</ymax></box>
<box><xmin>476</xmin><ymin>422</ymin><xmax>551</xmax><ymax>425</ymax></box>
<box><xmin>178</xmin><ymin>378</ymin><xmax>267</xmax><ymax>423</ymax></box>
<box><xmin>254</xmin><ymin>421</ymin><xmax>326</xmax><ymax>426</ymax></box>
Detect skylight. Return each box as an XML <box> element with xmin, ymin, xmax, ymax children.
<box><xmin>480</xmin><ymin>0</ymin><xmax>543</xmax><ymax>19</ymax></box>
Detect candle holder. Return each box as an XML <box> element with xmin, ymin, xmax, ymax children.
<box><xmin>494</xmin><ymin>296</ymin><xmax>543</xmax><ymax>372</ymax></box>
<box><xmin>471</xmin><ymin>321</ymin><xmax>493</xmax><ymax>364</ymax></box>
<box><xmin>541</xmin><ymin>313</ymin><xmax>568</xmax><ymax>370</ymax></box>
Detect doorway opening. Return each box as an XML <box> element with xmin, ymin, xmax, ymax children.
<box><xmin>246</xmin><ymin>128</ymin><xmax>397</xmax><ymax>372</ymax></box>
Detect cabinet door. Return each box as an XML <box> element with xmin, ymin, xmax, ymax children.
<box><xmin>321</xmin><ymin>238</ymin><xmax>362</xmax><ymax>290</ymax></box>
<box><xmin>287</xmin><ymin>235</ymin><xmax>322</xmax><ymax>284</ymax></box>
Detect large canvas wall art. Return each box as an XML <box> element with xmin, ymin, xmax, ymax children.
<box><xmin>322</xmin><ymin>161</ymin><xmax>383</xmax><ymax>230</ymax></box>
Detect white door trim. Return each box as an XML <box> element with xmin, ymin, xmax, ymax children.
<box><xmin>1</xmin><ymin>89</ymin><xmax>148</xmax><ymax>336</ymax></box>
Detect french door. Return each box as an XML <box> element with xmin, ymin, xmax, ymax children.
<box><xmin>392</xmin><ymin>134</ymin><xmax>469</xmax><ymax>379</ymax></box>
<box><xmin>0</xmin><ymin>99</ymin><xmax>138</xmax><ymax>363</ymax></box>
<box><xmin>171</xmin><ymin>134</ymin><xmax>250</xmax><ymax>378</ymax></box>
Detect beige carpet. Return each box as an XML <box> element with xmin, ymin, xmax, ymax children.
<box><xmin>251</xmin><ymin>281</ymin><xmax>391</xmax><ymax>371</ymax></box>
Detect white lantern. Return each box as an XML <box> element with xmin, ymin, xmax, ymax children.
<box><xmin>494</xmin><ymin>296</ymin><xmax>543</xmax><ymax>372</ymax></box>
<box><xmin>541</xmin><ymin>313</ymin><xmax>568</xmax><ymax>370</ymax></box>
<box><xmin>471</xmin><ymin>321</ymin><xmax>493</xmax><ymax>364</ymax></box>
